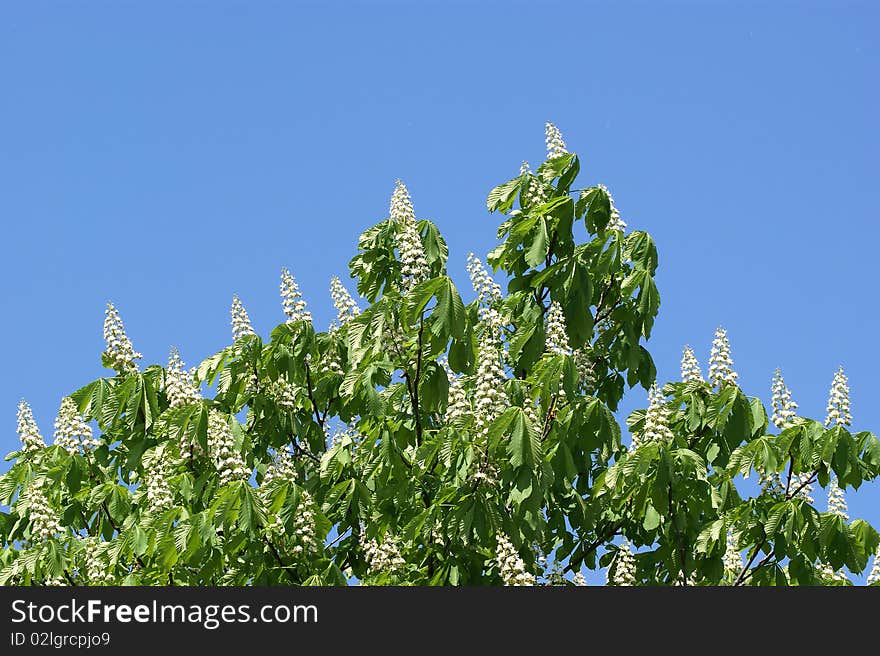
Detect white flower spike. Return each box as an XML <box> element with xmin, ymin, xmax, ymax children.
<box><xmin>545</xmin><ymin>122</ymin><xmax>568</xmax><ymax>159</ymax></box>
<box><xmin>824</xmin><ymin>366</ymin><xmax>852</xmax><ymax>428</ymax></box>
<box><xmin>681</xmin><ymin>345</ymin><xmax>704</xmax><ymax>383</ymax></box>
<box><xmin>708</xmin><ymin>326</ymin><xmax>738</xmax><ymax>388</ymax></box>
<box><xmin>281</xmin><ymin>268</ymin><xmax>312</xmax><ymax>324</ymax></box>
<box><xmin>102</xmin><ymin>302</ymin><xmax>142</xmax><ymax>374</ymax></box>
<box><xmin>53</xmin><ymin>397</ymin><xmax>97</xmax><ymax>454</ymax></box>
<box><xmin>17</xmin><ymin>400</ymin><xmax>45</xmax><ymax>453</ymax></box>
<box><xmin>231</xmin><ymin>295</ymin><xmax>256</xmax><ymax>341</ymax></box>
<box><xmin>390</xmin><ymin>180</ymin><xmax>429</xmax><ymax>291</ymax></box>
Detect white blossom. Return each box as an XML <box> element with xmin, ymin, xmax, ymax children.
<box><xmin>574</xmin><ymin>347</ymin><xmax>596</xmax><ymax>393</ymax></box>
<box><xmin>143</xmin><ymin>446</ymin><xmax>174</xmax><ymax>514</ymax></box>
<box><xmin>441</xmin><ymin>358</ymin><xmax>471</xmax><ymax>423</ymax></box>
<box><xmin>708</xmin><ymin>326</ymin><xmax>738</xmax><ymax>388</ymax></box>
<box><xmin>268</xmin><ymin>378</ymin><xmax>298</xmax><ymax>412</ymax></box>
<box><xmin>165</xmin><ymin>349</ymin><xmax>202</xmax><ymax>409</ymax></box>
<box><xmin>520</xmin><ymin>161</ymin><xmax>547</xmax><ymax>206</ymax></box>
<box><xmin>230</xmin><ymin>295</ymin><xmax>256</xmax><ymax>340</ymax></box>
<box><xmin>572</xmin><ymin>571</ymin><xmax>587</xmax><ymax>586</ymax></box>
<box><xmin>207</xmin><ymin>410</ymin><xmax>250</xmax><ymax>484</ymax></box>
<box><xmin>390</xmin><ymin>180</ymin><xmax>429</xmax><ymax>290</ymax></box>
<box><xmin>816</xmin><ymin>562</ymin><xmax>849</xmax><ymax>584</ymax></box>
<box><xmin>723</xmin><ymin>531</ymin><xmax>743</xmax><ymax>577</ymax></box>
<box><xmin>330</xmin><ymin>275</ymin><xmax>360</xmax><ymax>326</ymax></box>
<box><xmin>867</xmin><ymin>547</ymin><xmax>880</xmax><ymax>586</ymax></box>
<box><xmin>363</xmin><ymin>535</ymin><xmax>406</xmax><ymax>576</ymax></box>
<box><xmin>102</xmin><ymin>302</ymin><xmax>142</xmax><ymax>373</ymax></box>
<box><xmin>826</xmin><ymin>477</ymin><xmax>848</xmax><ymax>520</ymax></box>
<box><xmin>494</xmin><ymin>532</ymin><xmax>535</xmax><ymax>586</ymax></box>
<box><xmin>681</xmin><ymin>345</ymin><xmax>704</xmax><ymax>383</ymax></box>
<box><xmin>288</xmin><ymin>490</ymin><xmax>319</xmax><ymax>556</ymax></box>
<box><xmin>473</xmin><ymin>326</ymin><xmax>508</xmax><ymax>440</ymax></box>
<box><xmin>280</xmin><ymin>267</ymin><xmax>312</xmax><ymax>324</ymax></box>
<box><xmin>17</xmin><ymin>399</ymin><xmax>45</xmax><ymax>453</ymax></box>
<box><xmin>545</xmin><ymin>301</ymin><xmax>572</xmax><ymax>356</ymax></box>
<box><xmin>83</xmin><ymin>537</ymin><xmax>112</xmax><ymax>585</ymax></box>
<box><xmin>263</xmin><ymin>447</ymin><xmax>296</xmax><ymax>487</ymax></box>
<box><xmin>631</xmin><ymin>384</ymin><xmax>674</xmax><ymax>449</ymax></box>
<box><xmin>771</xmin><ymin>368</ymin><xmax>798</xmax><ymax>429</ymax></box>
<box><xmin>609</xmin><ymin>540</ymin><xmax>637</xmax><ymax>586</ymax></box>
<box><xmin>545</xmin><ymin>122</ymin><xmax>568</xmax><ymax>159</ymax></box>
<box><xmin>467</xmin><ymin>253</ymin><xmax>503</xmax><ymax>323</ymax></box>
<box><xmin>24</xmin><ymin>480</ymin><xmax>62</xmax><ymax>541</ymax></box>
<box><xmin>824</xmin><ymin>366</ymin><xmax>852</xmax><ymax>428</ymax></box>
<box><xmin>53</xmin><ymin>397</ymin><xmax>97</xmax><ymax>454</ymax></box>
<box><xmin>598</xmin><ymin>184</ymin><xmax>627</xmax><ymax>232</ymax></box>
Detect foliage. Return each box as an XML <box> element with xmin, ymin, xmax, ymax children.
<box><xmin>2</xmin><ymin>124</ymin><xmax>878</xmax><ymax>586</ymax></box>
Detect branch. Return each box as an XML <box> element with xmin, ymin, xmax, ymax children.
<box><xmin>63</xmin><ymin>569</ymin><xmax>78</xmax><ymax>586</ymax></box>
<box><xmin>412</xmin><ymin>319</ymin><xmax>424</xmax><ymax>446</ymax></box>
<box><xmin>263</xmin><ymin>536</ymin><xmax>295</xmax><ymax>584</ymax></box>
<box><xmin>101</xmin><ymin>501</ymin><xmax>147</xmax><ymax>569</ymax></box>
<box><xmin>541</xmin><ymin>395</ymin><xmax>559</xmax><ymax>440</ymax></box>
<box><xmin>303</xmin><ymin>359</ymin><xmax>324</xmax><ymax>431</ymax></box>
<box><xmin>561</xmin><ymin>523</ymin><xmax>622</xmax><ymax>574</ymax></box>
<box><xmin>733</xmin><ymin>538</ymin><xmax>766</xmax><ymax>586</ymax></box>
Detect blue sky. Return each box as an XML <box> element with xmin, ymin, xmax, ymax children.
<box><xmin>1</xmin><ymin>2</ymin><xmax>877</xmax><ymax>582</ymax></box>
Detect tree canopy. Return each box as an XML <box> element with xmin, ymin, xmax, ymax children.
<box><xmin>3</xmin><ymin>123</ymin><xmax>879</xmax><ymax>586</ymax></box>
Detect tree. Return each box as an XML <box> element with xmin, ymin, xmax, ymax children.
<box><xmin>2</xmin><ymin>122</ymin><xmax>878</xmax><ymax>586</ymax></box>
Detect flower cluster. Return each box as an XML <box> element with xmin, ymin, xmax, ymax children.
<box><xmin>473</xmin><ymin>326</ymin><xmax>508</xmax><ymax>440</ymax></box>
<box><xmin>723</xmin><ymin>531</ymin><xmax>743</xmax><ymax>577</ymax></box>
<box><xmin>609</xmin><ymin>540</ymin><xmax>637</xmax><ymax>586</ymax></box>
<box><xmin>631</xmin><ymin>384</ymin><xmax>673</xmax><ymax>449</ymax></box>
<box><xmin>17</xmin><ymin>399</ymin><xmax>45</xmax><ymax>453</ymax></box>
<box><xmin>708</xmin><ymin>326</ymin><xmax>738</xmax><ymax>388</ymax></box>
<box><xmin>545</xmin><ymin>301</ymin><xmax>572</xmax><ymax>356</ymax></box>
<box><xmin>494</xmin><ymin>532</ymin><xmax>535</xmax><ymax>586</ymax></box>
<box><xmin>390</xmin><ymin>180</ymin><xmax>429</xmax><ymax>290</ymax></box>
<box><xmin>321</xmin><ymin>339</ymin><xmax>344</xmax><ymax>376</ymax></box>
<box><xmin>267</xmin><ymin>378</ymin><xmax>298</xmax><ymax>412</ymax></box>
<box><xmin>288</xmin><ymin>491</ymin><xmax>318</xmax><ymax>556</ymax></box>
<box><xmin>165</xmin><ymin>349</ymin><xmax>201</xmax><ymax>409</ymax></box>
<box><xmin>263</xmin><ymin>447</ymin><xmax>296</xmax><ymax>487</ymax></box>
<box><xmin>466</xmin><ymin>253</ymin><xmax>502</xmax><ymax>319</ymax></box>
<box><xmin>441</xmin><ymin>358</ymin><xmax>471</xmax><ymax>424</ymax></box>
<box><xmin>770</xmin><ymin>369</ymin><xmax>798</xmax><ymax>429</ymax></box>
<box><xmin>330</xmin><ymin>275</ymin><xmax>360</xmax><ymax>326</ymax></box>
<box><xmin>867</xmin><ymin>548</ymin><xmax>880</xmax><ymax>586</ymax></box>
<box><xmin>143</xmin><ymin>447</ymin><xmax>174</xmax><ymax>513</ymax></box>
<box><xmin>53</xmin><ymin>397</ymin><xmax>96</xmax><ymax>454</ymax></box>
<box><xmin>280</xmin><ymin>267</ymin><xmax>312</xmax><ymax>324</ymax></box>
<box><xmin>545</xmin><ymin>121</ymin><xmax>568</xmax><ymax>159</ymax></box>
<box><xmin>598</xmin><ymin>184</ymin><xmax>627</xmax><ymax>232</ymax></box>
<box><xmin>680</xmin><ymin>345</ymin><xmax>704</xmax><ymax>383</ymax></box>
<box><xmin>363</xmin><ymin>535</ymin><xmax>406</xmax><ymax>576</ymax></box>
<box><xmin>824</xmin><ymin>366</ymin><xmax>852</xmax><ymax>427</ymax></box>
<box><xmin>826</xmin><ymin>477</ymin><xmax>849</xmax><ymax>520</ymax></box>
<box><xmin>230</xmin><ymin>295</ymin><xmax>256</xmax><ymax>340</ymax></box>
<box><xmin>520</xmin><ymin>161</ymin><xmax>547</xmax><ymax>206</ymax></box>
<box><xmin>573</xmin><ymin>347</ymin><xmax>596</xmax><ymax>393</ymax></box>
<box><xmin>207</xmin><ymin>410</ymin><xmax>250</xmax><ymax>484</ymax></box>
<box><xmin>24</xmin><ymin>480</ymin><xmax>62</xmax><ymax>541</ymax></box>
<box><xmin>83</xmin><ymin>538</ymin><xmax>113</xmax><ymax>585</ymax></box>
<box><xmin>816</xmin><ymin>562</ymin><xmax>849</xmax><ymax>584</ymax></box>
<box><xmin>102</xmin><ymin>302</ymin><xmax>142</xmax><ymax>373</ymax></box>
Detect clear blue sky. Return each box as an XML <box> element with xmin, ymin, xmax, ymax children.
<box><xmin>1</xmin><ymin>2</ymin><xmax>877</xmax><ymax>582</ymax></box>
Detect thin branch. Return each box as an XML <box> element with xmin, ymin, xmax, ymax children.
<box><xmin>303</xmin><ymin>359</ymin><xmax>324</xmax><ymax>431</ymax></box>
<box><xmin>412</xmin><ymin>319</ymin><xmax>424</xmax><ymax>446</ymax></box>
